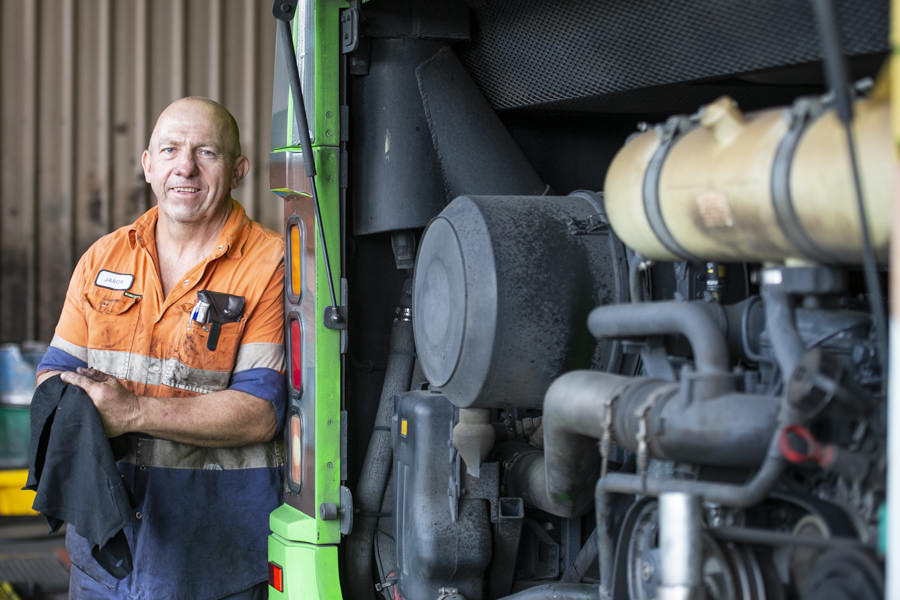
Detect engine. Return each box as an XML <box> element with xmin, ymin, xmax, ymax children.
<box><xmin>342</xmin><ymin>2</ymin><xmax>890</xmax><ymax>599</ymax></box>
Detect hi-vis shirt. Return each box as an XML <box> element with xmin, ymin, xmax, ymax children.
<box><xmin>37</xmin><ymin>199</ymin><xmax>286</xmax><ymax>600</ymax></box>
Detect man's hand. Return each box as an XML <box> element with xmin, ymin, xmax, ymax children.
<box><xmin>60</xmin><ymin>367</ymin><xmax>140</xmax><ymax>438</ymax></box>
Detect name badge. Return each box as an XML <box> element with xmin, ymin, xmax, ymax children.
<box><xmin>95</xmin><ymin>270</ymin><xmax>135</xmax><ymax>291</ymax></box>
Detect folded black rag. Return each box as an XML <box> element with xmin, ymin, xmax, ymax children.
<box><xmin>25</xmin><ymin>375</ymin><xmax>133</xmax><ymax>578</ymax></box>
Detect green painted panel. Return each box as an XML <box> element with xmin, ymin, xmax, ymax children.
<box><xmin>270</xmin><ymin>504</ymin><xmax>320</xmax><ymax>543</ymax></box>
<box><xmin>269</xmin><ymin>0</ymin><xmax>343</xmax><ymax>592</ymax></box>
<box><xmin>273</xmin><ymin>0</ymin><xmax>343</xmax><ymax>151</ymax></box>
<box><xmin>312</xmin><ymin>145</ymin><xmax>342</xmax><ymax>545</ymax></box>
<box><xmin>268</xmin><ymin>532</ymin><xmax>342</xmax><ymax>599</ymax></box>
<box><xmin>312</xmin><ymin>0</ymin><xmax>342</xmax><ymax>148</ymax></box>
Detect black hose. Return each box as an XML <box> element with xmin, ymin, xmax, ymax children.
<box><xmin>345</xmin><ymin>311</ymin><xmax>416</xmax><ymax>600</ymax></box>
<box><xmin>628</xmin><ymin>258</ymin><xmax>645</xmax><ymax>302</ymax></box>
<box><xmin>504</xmin><ymin>370</ymin><xmax>778</xmax><ymax>517</ymax></box>
<box><xmin>588</xmin><ymin>301</ymin><xmax>729</xmax><ymax>374</ymax></box>
<box><xmin>761</xmin><ymin>288</ymin><xmax>805</xmax><ymax>380</ymax></box>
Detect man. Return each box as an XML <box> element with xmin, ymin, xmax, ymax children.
<box><xmin>37</xmin><ymin>97</ymin><xmax>285</xmax><ymax>599</ymax></box>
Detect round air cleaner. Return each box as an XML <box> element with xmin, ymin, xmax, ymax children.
<box><xmin>413</xmin><ymin>193</ymin><xmax>629</xmax><ymax>409</ymax></box>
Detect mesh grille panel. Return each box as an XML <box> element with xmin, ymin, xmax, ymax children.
<box><xmin>459</xmin><ymin>0</ymin><xmax>888</xmax><ymax>110</ymax></box>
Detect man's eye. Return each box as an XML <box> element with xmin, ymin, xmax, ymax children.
<box><xmin>199</xmin><ymin>149</ymin><xmax>215</xmax><ymax>157</ymax></box>
<box><xmin>161</xmin><ymin>147</ymin><xmax>175</xmax><ymax>154</ymax></box>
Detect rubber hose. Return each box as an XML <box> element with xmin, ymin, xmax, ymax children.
<box><xmin>345</xmin><ymin>312</ymin><xmax>415</xmax><ymax>600</ymax></box>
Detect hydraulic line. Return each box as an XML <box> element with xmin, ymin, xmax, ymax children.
<box><xmin>345</xmin><ymin>307</ymin><xmax>415</xmax><ymax>600</ymax></box>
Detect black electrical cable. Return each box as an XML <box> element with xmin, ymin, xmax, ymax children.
<box><xmin>811</xmin><ymin>0</ymin><xmax>888</xmax><ymax>389</ymax></box>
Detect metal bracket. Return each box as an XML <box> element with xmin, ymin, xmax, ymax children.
<box><xmin>272</xmin><ymin>0</ymin><xmax>298</xmax><ymax>21</ymax></box>
<box><xmin>340</xmin><ymin>7</ymin><xmax>359</xmax><ymax>54</ymax></box>
<box><xmin>323</xmin><ymin>305</ymin><xmax>348</xmax><ymax>330</ymax></box>
<box><xmin>318</xmin><ymin>485</ymin><xmax>354</xmax><ymax>535</ymax></box>
<box><xmin>634</xmin><ymin>395</ymin><xmax>656</xmax><ymax>492</ymax></box>
<box><xmin>760</xmin><ymin>265</ymin><xmax>847</xmax><ymax>296</ymax></box>
<box><xmin>599</xmin><ymin>392</ymin><xmax>620</xmax><ymax>479</ymax></box>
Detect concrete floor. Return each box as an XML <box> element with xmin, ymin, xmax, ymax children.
<box><xmin>0</xmin><ymin>517</ymin><xmax>68</xmax><ymax>600</ymax></box>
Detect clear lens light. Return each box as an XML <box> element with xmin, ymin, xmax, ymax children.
<box><xmin>290</xmin><ymin>414</ymin><xmax>302</xmax><ymax>488</ymax></box>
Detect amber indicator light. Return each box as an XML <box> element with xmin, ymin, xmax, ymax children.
<box><xmin>289</xmin><ymin>223</ymin><xmax>302</xmax><ymax>298</ymax></box>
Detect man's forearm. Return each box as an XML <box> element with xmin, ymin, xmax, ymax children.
<box><xmin>36</xmin><ymin>370</ymin><xmax>62</xmax><ymax>387</ymax></box>
<box><xmin>134</xmin><ymin>389</ymin><xmax>277</xmax><ymax>447</ymax></box>
<box><xmin>58</xmin><ymin>367</ymin><xmax>277</xmax><ymax>447</ymax></box>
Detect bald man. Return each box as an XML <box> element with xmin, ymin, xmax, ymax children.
<box><xmin>37</xmin><ymin>98</ymin><xmax>285</xmax><ymax>599</ymax></box>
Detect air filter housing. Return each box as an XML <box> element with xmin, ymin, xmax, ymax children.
<box><xmin>412</xmin><ymin>193</ymin><xmax>628</xmax><ymax>409</ymax></box>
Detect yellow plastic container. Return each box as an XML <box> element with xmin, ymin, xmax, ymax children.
<box><xmin>0</xmin><ymin>470</ymin><xmax>36</xmax><ymax>516</ymax></box>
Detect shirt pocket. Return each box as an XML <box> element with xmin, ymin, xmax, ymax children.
<box><xmin>83</xmin><ymin>289</ymin><xmax>141</xmax><ymax>352</ymax></box>
<box><xmin>172</xmin><ymin>303</ymin><xmax>243</xmax><ymax>391</ymax></box>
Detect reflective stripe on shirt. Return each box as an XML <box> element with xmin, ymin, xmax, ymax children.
<box><xmin>50</xmin><ymin>333</ymin><xmax>88</xmax><ymax>363</ymax></box>
<box><xmin>87</xmin><ymin>348</ymin><xmax>232</xmax><ymax>394</ymax></box>
<box><xmin>234</xmin><ymin>342</ymin><xmax>284</xmax><ymax>373</ymax></box>
<box><xmin>119</xmin><ymin>436</ymin><xmax>284</xmax><ymax>470</ymax></box>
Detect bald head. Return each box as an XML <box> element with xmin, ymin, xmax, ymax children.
<box><xmin>141</xmin><ymin>97</ymin><xmax>250</xmax><ymax>226</ymax></box>
<box><xmin>149</xmin><ymin>97</ymin><xmax>242</xmax><ymax>158</ymax></box>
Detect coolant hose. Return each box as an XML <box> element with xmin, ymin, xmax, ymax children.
<box><xmin>761</xmin><ymin>288</ymin><xmax>806</xmax><ymax>381</ymax></box>
<box><xmin>588</xmin><ymin>301</ymin><xmax>728</xmax><ymax>374</ymax></box>
<box><xmin>345</xmin><ymin>311</ymin><xmax>416</xmax><ymax>600</ymax></box>
<box><xmin>503</xmin><ymin>371</ymin><xmax>778</xmax><ymax>517</ymax></box>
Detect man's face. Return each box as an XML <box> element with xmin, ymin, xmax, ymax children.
<box><xmin>141</xmin><ymin>100</ymin><xmax>249</xmax><ymax>226</ymax></box>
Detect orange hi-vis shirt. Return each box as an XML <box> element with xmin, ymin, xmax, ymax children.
<box><xmin>42</xmin><ymin>199</ymin><xmax>286</xmax><ymax>412</ymax></box>
<box><xmin>37</xmin><ymin>199</ymin><xmax>287</xmax><ymax>598</ymax></box>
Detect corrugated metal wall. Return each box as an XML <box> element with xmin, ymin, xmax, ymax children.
<box><xmin>0</xmin><ymin>0</ymin><xmax>278</xmax><ymax>343</ymax></box>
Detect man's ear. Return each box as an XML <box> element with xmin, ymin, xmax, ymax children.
<box><xmin>140</xmin><ymin>150</ymin><xmax>152</xmax><ymax>183</ymax></box>
<box><xmin>231</xmin><ymin>155</ymin><xmax>250</xmax><ymax>189</ymax></box>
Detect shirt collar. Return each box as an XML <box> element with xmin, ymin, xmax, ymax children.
<box><xmin>128</xmin><ymin>206</ymin><xmax>158</xmax><ymax>250</ymax></box>
<box><xmin>212</xmin><ymin>199</ymin><xmax>251</xmax><ymax>259</ymax></box>
<box><xmin>126</xmin><ymin>199</ymin><xmax>250</xmax><ymax>258</ymax></box>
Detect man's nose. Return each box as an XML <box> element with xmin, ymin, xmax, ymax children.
<box><xmin>173</xmin><ymin>151</ymin><xmax>198</xmax><ymax>176</ymax></box>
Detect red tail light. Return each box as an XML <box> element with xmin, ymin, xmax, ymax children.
<box><xmin>268</xmin><ymin>561</ymin><xmax>284</xmax><ymax>592</ymax></box>
<box><xmin>289</xmin><ymin>317</ymin><xmax>302</xmax><ymax>393</ymax></box>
